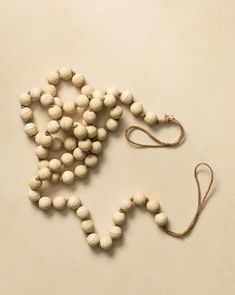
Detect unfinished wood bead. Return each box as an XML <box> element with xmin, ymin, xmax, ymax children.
<box><xmin>35</xmin><ymin>133</ymin><xmax>53</xmax><ymax>147</ymax></box>
<box><xmin>155</xmin><ymin>212</ymin><xmax>168</xmax><ymax>226</ymax></box>
<box><xmin>91</xmin><ymin>141</ymin><xmax>103</xmax><ymax>154</ymax></box>
<box><xmin>48</xmin><ymin>105</ymin><xmax>62</xmax><ymax>119</ymax></box>
<box><xmin>60</xmin><ymin>116</ymin><xmax>73</xmax><ymax>130</ymax></box>
<box><xmin>76</xmin><ymin>205</ymin><xmax>90</xmax><ymax>220</ymax></box>
<box><xmin>24</xmin><ymin>123</ymin><xmax>38</xmax><ymax>137</ymax></box>
<box><xmin>40</xmin><ymin>93</ymin><xmax>54</xmax><ymax>107</ymax></box>
<box><xmin>30</xmin><ymin>87</ymin><xmax>42</xmax><ymax>100</ymax></box>
<box><xmin>120</xmin><ymin>198</ymin><xmax>133</xmax><ymax>212</ymax></box>
<box><xmin>51</xmin><ymin>137</ymin><xmax>63</xmax><ymax>151</ymax></box>
<box><xmin>120</xmin><ymin>91</ymin><xmax>133</xmax><ymax>104</ymax></box>
<box><xmin>61</xmin><ymin>171</ymin><xmax>74</xmax><ymax>184</ymax></box>
<box><xmin>48</xmin><ymin>159</ymin><xmax>61</xmax><ymax>172</ymax></box>
<box><xmin>61</xmin><ymin>153</ymin><xmax>74</xmax><ymax>166</ymax></box>
<box><xmin>20</xmin><ymin>107</ymin><xmax>33</xmax><ymax>122</ymax></box>
<box><xmin>100</xmin><ymin>235</ymin><xmax>112</xmax><ymax>250</ymax></box>
<box><xmin>107</xmin><ymin>87</ymin><xmax>119</xmax><ymax>97</ymax></box>
<box><xmin>54</xmin><ymin>96</ymin><xmax>63</xmax><ymax>107</ymax></box>
<box><xmin>28</xmin><ymin>190</ymin><xmax>41</xmax><ymax>202</ymax></box>
<box><xmin>81</xmin><ymin>84</ymin><xmax>94</xmax><ymax>96</ymax></box>
<box><xmin>46</xmin><ymin>120</ymin><xmax>60</xmax><ymax>134</ymax></box>
<box><xmin>29</xmin><ymin>177</ymin><xmax>42</xmax><ymax>190</ymax></box>
<box><xmin>43</xmin><ymin>84</ymin><xmax>56</xmax><ymax>96</ymax></box>
<box><xmin>81</xmin><ymin>220</ymin><xmax>94</xmax><ymax>233</ymax></box>
<box><xmin>130</xmin><ymin>102</ymin><xmax>143</xmax><ymax>116</ymax></box>
<box><xmin>89</xmin><ymin>98</ymin><xmax>103</xmax><ymax>112</ymax></box>
<box><xmin>113</xmin><ymin>211</ymin><xmax>125</xmax><ymax>225</ymax></box>
<box><xmin>53</xmin><ymin>196</ymin><xmax>67</xmax><ymax>210</ymax></box>
<box><xmin>51</xmin><ymin>173</ymin><xmax>60</xmax><ymax>183</ymax></box>
<box><xmin>35</xmin><ymin>146</ymin><xmax>48</xmax><ymax>159</ymax></box>
<box><xmin>67</xmin><ymin>196</ymin><xmax>81</xmax><ymax>210</ymax></box>
<box><xmin>78</xmin><ymin>139</ymin><xmax>92</xmax><ymax>152</ymax></box>
<box><xmin>72</xmin><ymin>73</ymin><xmax>85</xmax><ymax>87</ymax></box>
<box><xmin>110</xmin><ymin>106</ymin><xmax>123</xmax><ymax>120</ymax></box>
<box><xmin>133</xmin><ymin>192</ymin><xmax>146</xmax><ymax>206</ymax></box>
<box><xmin>64</xmin><ymin>137</ymin><xmax>77</xmax><ymax>151</ymax></box>
<box><xmin>87</xmin><ymin>233</ymin><xmax>99</xmax><ymax>247</ymax></box>
<box><xmin>38</xmin><ymin>160</ymin><xmax>49</xmax><ymax>169</ymax></box>
<box><xmin>74</xmin><ymin>165</ymin><xmax>88</xmax><ymax>178</ymax></box>
<box><xmin>47</xmin><ymin>71</ymin><xmax>60</xmax><ymax>85</ymax></box>
<box><xmin>74</xmin><ymin>124</ymin><xmax>87</xmax><ymax>139</ymax></box>
<box><xmin>85</xmin><ymin>154</ymin><xmax>98</xmax><ymax>168</ymax></box>
<box><xmin>86</xmin><ymin>125</ymin><xmax>97</xmax><ymax>139</ymax></box>
<box><xmin>106</xmin><ymin>118</ymin><xmax>119</xmax><ymax>131</ymax></box>
<box><xmin>109</xmin><ymin>226</ymin><xmax>122</xmax><ymax>239</ymax></box>
<box><xmin>77</xmin><ymin>94</ymin><xmax>89</xmax><ymax>108</ymax></box>
<box><xmin>97</xmin><ymin>128</ymin><xmax>107</xmax><ymax>141</ymax></box>
<box><xmin>103</xmin><ymin>94</ymin><xmax>116</xmax><ymax>108</ymax></box>
<box><xmin>63</xmin><ymin>101</ymin><xmax>76</xmax><ymax>114</ymax></box>
<box><xmin>92</xmin><ymin>89</ymin><xmax>105</xmax><ymax>100</ymax></box>
<box><xmin>38</xmin><ymin>167</ymin><xmax>52</xmax><ymax>180</ymax></box>
<box><xmin>39</xmin><ymin>196</ymin><xmax>52</xmax><ymax>210</ymax></box>
<box><xmin>19</xmin><ymin>92</ymin><xmax>32</xmax><ymax>106</ymax></box>
<box><xmin>144</xmin><ymin>112</ymin><xmax>158</xmax><ymax>125</ymax></box>
<box><xmin>73</xmin><ymin>147</ymin><xmax>86</xmax><ymax>161</ymax></box>
<box><xmin>59</xmin><ymin>66</ymin><xmax>73</xmax><ymax>80</ymax></box>
<box><xmin>83</xmin><ymin>110</ymin><xmax>96</xmax><ymax>124</ymax></box>
<box><xmin>146</xmin><ymin>199</ymin><xmax>160</xmax><ymax>214</ymax></box>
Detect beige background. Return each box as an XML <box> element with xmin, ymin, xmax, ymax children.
<box><xmin>0</xmin><ymin>0</ymin><xmax>235</xmax><ymax>294</ymax></box>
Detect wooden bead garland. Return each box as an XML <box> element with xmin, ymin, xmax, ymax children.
<box><xmin>20</xmin><ymin>67</ymin><xmax>214</xmax><ymax>252</ymax></box>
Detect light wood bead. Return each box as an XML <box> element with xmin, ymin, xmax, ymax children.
<box><xmin>20</xmin><ymin>107</ymin><xmax>33</xmax><ymax>122</ymax></box>
<box><xmin>91</xmin><ymin>141</ymin><xmax>103</xmax><ymax>154</ymax></box>
<box><xmin>51</xmin><ymin>173</ymin><xmax>60</xmax><ymax>183</ymax></box>
<box><xmin>107</xmin><ymin>87</ymin><xmax>119</xmax><ymax>97</ymax></box>
<box><xmin>92</xmin><ymin>89</ymin><xmax>105</xmax><ymax>100</ymax></box>
<box><xmin>97</xmin><ymin>128</ymin><xmax>108</xmax><ymax>141</ymax></box>
<box><xmin>54</xmin><ymin>96</ymin><xmax>63</xmax><ymax>107</ymax></box>
<box><xmin>120</xmin><ymin>91</ymin><xmax>133</xmax><ymax>104</ymax></box>
<box><xmin>110</xmin><ymin>106</ymin><xmax>123</xmax><ymax>120</ymax></box>
<box><xmin>47</xmin><ymin>71</ymin><xmax>60</xmax><ymax>85</ymax></box>
<box><xmin>61</xmin><ymin>153</ymin><xmax>74</xmax><ymax>166</ymax></box>
<box><xmin>48</xmin><ymin>105</ymin><xmax>62</xmax><ymax>119</ymax></box>
<box><xmin>19</xmin><ymin>92</ymin><xmax>32</xmax><ymax>106</ymax></box>
<box><xmin>106</xmin><ymin>118</ymin><xmax>119</xmax><ymax>131</ymax></box>
<box><xmin>109</xmin><ymin>226</ymin><xmax>122</xmax><ymax>239</ymax></box>
<box><xmin>113</xmin><ymin>211</ymin><xmax>126</xmax><ymax>225</ymax></box>
<box><xmin>133</xmin><ymin>192</ymin><xmax>146</xmax><ymax>206</ymax></box>
<box><xmin>35</xmin><ymin>146</ymin><xmax>48</xmax><ymax>159</ymax></box>
<box><xmin>81</xmin><ymin>220</ymin><xmax>94</xmax><ymax>233</ymax></box>
<box><xmin>73</xmin><ymin>147</ymin><xmax>86</xmax><ymax>161</ymax></box>
<box><xmin>144</xmin><ymin>112</ymin><xmax>158</xmax><ymax>125</ymax></box>
<box><xmin>64</xmin><ymin>137</ymin><xmax>77</xmax><ymax>151</ymax></box>
<box><xmin>72</xmin><ymin>73</ymin><xmax>85</xmax><ymax>87</ymax></box>
<box><xmin>76</xmin><ymin>205</ymin><xmax>90</xmax><ymax>220</ymax></box>
<box><xmin>46</xmin><ymin>120</ymin><xmax>60</xmax><ymax>134</ymax></box>
<box><xmin>85</xmin><ymin>154</ymin><xmax>98</xmax><ymax>168</ymax></box>
<box><xmin>78</xmin><ymin>139</ymin><xmax>92</xmax><ymax>152</ymax></box>
<box><xmin>60</xmin><ymin>116</ymin><xmax>73</xmax><ymax>130</ymax></box>
<box><xmin>120</xmin><ymin>198</ymin><xmax>133</xmax><ymax>212</ymax></box>
<box><xmin>51</xmin><ymin>137</ymin><xmax>63</xmax><ymax>151</ymax></box>
<box><xmin>48</xmin><ymin>159</ymin><xmax>61</xmax><ymax>172</ymax></box>
<box><xmin>86</xmin><ymin>125</ymin><xmax>97</xmax><ymax>139</ymax></box>
<box><xmin>43</xmin><ymin>84</ymin><xmax>56</xmax><ymax>96</ymax></box>
<box><xmin>28</xmin><ymin>190</ymin><xmax>41</xmax><ymax>202</ymax></box>
<box><xmin>130</xmin><ymin>102</ymin><xmax>143</xmax><ymax>116</ymax></box>
<box><xmin>63</xmin><ymin>101</ymin><xmax>76</xmax><ymax>114</ymax></box>
<box><xmin>100</xmin><ymin>235</ymin><xmax>112</xmax><ymax>250</ymax></box>
<box><xmin>38</xmin><ymin>160</ymin><xmax>49</xmax><ymax>169</ymax></box>
<box><xmin>59</xmin><ymin>66</ymin><xmax>73</xmax><ymax>80</ymax></box>
<box><xmin>24</xmin><ymin>123</ymin><xmax>38</xmax><ymax>137</ymax></box>
<box><xmin>30</xmin><ymin>87</ymin><xmax>42</xmax><ymax>100</ymax></box>
<box><xmin>87</xmin><ymin>233</ymin><xmax>99</xmax><ymax>247</ymax></box>
<box><xmin>75</xmin><ymin>165</ymin><xmax>88</xmax><ymax>178</ymax></box>
<box><xmin>53</xmin><ymin>196</ymin><xmax>67</xmax><ymax>210</ymax></box>
<box><xmin>35</xmin><ymin>133</ymin><xmax>53</xmax><ymax>147</ymax></box>
<box><xmin>83</xmin><ymin>110</ymin><xmax>96</xmax><ymax>124</ymax></box>
<box><xmin>74</xmin><ymin>124</ymin><xmax>87</xmax><ymax>139</ymax></box>
<box><xmin>39</xmin><ymin>196</ymin><xmax>52</xmax><ymax>210</ymax></box>
<box><xmin>38</xmin><ymin>167</ymin><xmax>51</xmax><ymax>180</ymax></box>
<box><xmin>40</xmin><ymin>93</ymin><xmax>54</xmax><ymax>107</ymax></box>
<box><xmin>81</xmin><ymin>84</ymin><xmax>94</xmax><ymax>96</ymax></box>
<box><xmin>103</xmin><ymin>94</ymin><xmax>116</xmax><ymax>108</ymax></box>
<box><xmin>67</xmin><ymin>195</ymin><xmax>81</xmax><ymax>210</ymax></box>
<box><xmin>146</xmin><ymin>199</ymin><xmax>160</xmax><ymax>214</ymax></box>
<box><xmin>77</xmin><ymin>94</ymin><xmax>89</xmax><ymax>108</ymax></box>
<box><xmin>61</xmin><ymin>171</ymin><xmax>74</xmax><ymax>184</ymax></box>
<box><xmin>89</xmin><ymin>98</ymin><xmax>103</xmax><ymax>112</ymax></box>
<box><xmin>29</xmin><ymin>177</ymin><xmax>42</xmax><ymax>190</ymax></box>
<box><xmin>155</xmin><ymin>212</ymin><xmax>168</xmax><ymax>226</ymax></box>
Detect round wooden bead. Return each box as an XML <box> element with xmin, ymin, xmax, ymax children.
<box><xmin>133</xmin><ymin>192</ymin><xmax>146</xmax><ymax>206</ymax></box>
<box><xmin>91</xmin><ymin>141</ymin><xmax>102</xmax><ymax>154</ymax></box>
<box><xmin>89</xmin><ymin>98</ymin><xmax>103</xmax><ymax>112</ymax></box>
<box><xmin>85</xmin><ymin>154</ymin><xmax>98</xmax><ymax>168</ymax></box>
<box><xmin>63</xmin><ymin>101</ymin><xmax>76</xmax><ymax>114</ymax></box>
<box><xmin>92</xmin><ymin>89</ymin><xmax>105</xmax><ymax>100</ymax></box>
<box><xmin>48</xmin><ymin>159</ymin><xmax>61</xmax><ymax>172</ymax></box>
<box><xmin>35</xmin><ymin>133</ymin><xmax>53</xmax><ymax>147</ymax></box>
<box><xmin>35</xmin><ymin>146</ymin><xmax>48</xmax><ymax>159</ymax></box>
<box><xmin>76</xmin><ymin>205</ymin><xmax>90</xmax><ymax>220</ymax></box>
<box><xmin>40</xmin><ymin>93</ymin><xmax>54</xmax><ymax>107</ymax></box>
<box><xmin>51</xmin><ymin>137</ymin><xmax>63</xmax><ymax>151</ymax></box>
<box><xmin>113</xmin><ymin>211</ymin><xmax>125</xmax><ymax>225</ymax></box>
<box><xmin>77</xmin><ymin>94</ymin><xmax>89</xmax><ymax>108</ymax></box>
<box><xmin>74</xmin><ymin>165</ymin><xmax>88</xmax><ymax>178</ymax></box>
<box><xmin>78</xmin><ymin>139</ymin><xmax>92</xmax><ymax>152</ymax></box>
<box><xmin>48</xmin><ymin>105</ymin><xmax>62</xmax><ymax>119</ymax></box>
<box><xmin>144</xmin><ymin>112</ymin><xmax>158</xmax><ymax>125</ymax></box>
<box><xmin>47</xmin><ymin>71</ymin><xmax>60</xmax><ymax>85</ymax></box>
<box><xmin>64</xmin><ymin>137</ymin><xmax>77</xmax><ymax>151</ymax></box>
<box><xmin>29</xmin><ymin>177</ymin><xmax>42</xmax><ymax>190</ymax></box>
<box><xmin>83</xmin><ymin>110</ymin><xmax>96</xmax><ymax>124</ymax></box>
<box><xmin>61</xmin><ymin>171</ymin><xmax>74</xmax><ymax>184</ymax></box>
<box><xmin>97</xmin><ymin>128</ymin><xmax>107</xmax><ymax>141</ymax></box>
<box><xmin>103</xmin><ymin>94</ymin><xmax>116</xmax><ymax>108</ymax></box>
<box><xmin>146</xmin><ymin>199</ymin><xmax>160</xmax><ymax>214</ymax></box>
<box><xmin>130</xmin><ymin>102</ymin><xmax>143</xmax><ymax>116</ymax></box>
<box><xmin>120</xmin><ymin>91</ymin><xmax>133</xmax><ymax>104</ymax></box>
<box><xmin>107</xmin><ymin>87</ymin><xmax>119</xmax><ymax>97</ymax></box>
<box><xmin>87</xmin><ymin>233</ymin><xmax>99</xmax><ymax>247</ymax></box>
<box><xmin>53</xmin><ymin>196</ymin><xmax>67</xmax><ymax>210</ymax></box>
<box><xmin>30</xmin><ymin>87</ymin><xmax>42</xmax><ymax>100</ymax></box>
<box><xmin>51</xmin><ymin>173</ymin><xmax>60</xmax><ymax>183</ymax></box>
<box><xmin>86</xmin><ymin>125</ymin><xmax>97</xmax><ymax>139</ymax></box>
<box><xmin>120</xmin><ymin>198</ymin><xmax>133</xmax><ymax>212</ymax></box>
<box><xmin>46</xmin><ymin>120</ymin><xmax>60</xmax><ymax>134</ymax></box>
<box><xmin>81</xmin><ymin>220</ymin><xmax>94</xmax><ymax>233</ymax></box>
<box><xmin>20</xmin><ymin>107</ymin><xmax>33</xmax><ymax>122</ymax></box>
<box><xmin>19</xmin><ymin>92</ymin><xmax>32</xmax><ymax>106</ymax></box>
<box><xmin>59</xmin><ymin>66</ymin><xmax>73</xmax><ymax>80</ymax></box>
<box><xmin>74</xmin><ymin>124</ymin><xmax>87</xmax><ymax>139</ymax></box>
<box><xmin>72</xmin><ymin>73</ymin><xmax>85</xmax><ymax>87</ymax></box>
<box><xmin>110</xmin><ymin>106</ymin><xmax>123</xmax><ymax>120</ymax></box>
<box><xmin>28</xmin><ymin>190</ymin><xmax>41</xmax><ymax>202</ymax></box>
<box><xmin>67</xmin><ymin>195</ymin><xmax>81</xmax><ymax>210</ymax></box>
<box><xmin>39</xmin><ymin>196</ymin><xmax>52</xmax><ymax>210</ymax></box>
<box><xmin>81</xmin><ymin>84</ymin><xmax>94</xmax><ymax>96</ymax></box>
<box><xmin>155</xmin><ymin>212</ymin><xmax>168</xmax><ymax>226</ymax></box>
<box><xmin>38</xmin><ymin>167</ymin><xmax>51</xmax><ymax>180</ymax></box>
<box><xmin>73</xmin><ymin>147</ymin><xmax>86</xmax><ymax>161</ymax></box>
<box><xmin>100</xmin><ymin>235</ymin><xmax>112</xmax><ymax>250</ymax></box>
<box><xmin>24</xmin><ymin>123</ymin><xmax>38</xmax><ymax>137</ymax></box>
<box><xmin>43</xmin><ymin>84</ymin><xmax>56</xmax><ymax>96</ymax></box>
<box><xmin>38</xmin><ymin>160</ymin><xmax>49</xmax><ymax>169</ymax></box>
<box><xmin>109</xmin><ymin>226</ymin><xmax>122</xmax><ymax>239</ymax></box>
<box><xmin>106</xmin><ymin>118</ymin><xmax>119</xmax><ymax>131</ymax></box>
<box><xmin>60</xmin><ymin>116</ymin><xmax>73</xmax><ymax>130</ymax></box>
<box><xmin>61</xmin><ymin>153</ymin><xmax>74</xmax><ymax>166</ymax></box>
<box><xmin>54</xmin><ymin>96</ymin><xmax>63</xmax><ymax>107</ymax></box>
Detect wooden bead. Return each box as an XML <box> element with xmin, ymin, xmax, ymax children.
<box><xmin>113</xmin><ymin>211</ymin><xmax>125</xmax><ymax>225</ymax></box>
<box><xmin>46</xmin><ymin>120</ymin><xmax>60</xmax><ymax>134</ymax></box>
<box><xmin>78</xmin><ymin>139</ymin><xmax>92</xmax><ymax>152</ymax></box>
<box><xmin>120</xmin><ymin>91</ymin><xmax>133</xmax><ymax>104</ymax></box>
<box><xmin>47</xmin><ymin>71</ymin><xmax>60</xmax><ymax>85</ymax></box>
<box><xmin>61</xmin><ymin>171</ymin><xmax>74</xmax><ymax>184</ymax></box>
<box><xmin>146</xmin><ymin>199</ymin><xmax>160</xmax><ymax>214</ymax></box>
<box><xmin>24</xmin><ymin>123</ymin><xmax>38</xmax><ymax>136</ymax></box>
<box><xmin>85</xmin><ymin>154</ymin><xmax>98</xmax><ymax>168</ymax></box>
<box><xmin>97</xmin><ymin>128</ymin><xmax>107</xmax><ymax>141</ymax></box>
<box><xmin>72</xmin><ymin>73</ymin><xmax>85</xmax><ymax>87</ymax></box>
<box><xmin>87</xmin><ymin>233</ymin><xmax>99</xmax><ymax>247</ymax></box>
<box><xmin>48</xmin><ymin>159</ymin><xmax>61</xmax><ymax>172</ymax></box>
<box><xmin>106</xmin><ymin>118</ymin><xmax>119</xmax><ymax>131</ymax></box>
<box><xmin>144</xmin><ymin>112</ymin><xmax>158</xmax><ymax>125</ymax></box>
<box><xmin>54</xmin><ymin>96</ymin><xmax>63</xmax><ymax>107</ymax></box>
<box><xmin>86</xmin><ymin>125</ymin><xmax>97</xmax><ymax>139</ymax></box>
<box><xmin>29</xmin><ymin>177</ymin><xmax>42</xmax><ymax>190</ymax></box>
<box><xmin>35</xmin><ymin>146</ymin><xmax>48</xmax><ymax>159</ymax></box>
<box><xmin>133</xmin><ymin>192</ymin><xmax>146</xmax><ymax>206</ymax></box>
<box><xmin>40</xmin><ymin>93</ymin><xmax>54</xmax><ymax>107</ymax></box>
<box><xmin>91</xmin><ymin>141</ymin><xmax>102</xmax><ymax>154</ymax></box>
<box><xmin>67</xmin><ymin>195</ymin><xmax>81</xmax><ymax>210</ymax></box>
<box><xmin>109</xmin><ymin>226</ymin><xmax>122</xmax><ymax>239</ymax></box>
<box><xmin>35</xmin><ymin>133</ymin><xmax>53</xmax><ymax>147</ymax></box>
<box><xmin>130</xmin><ymin>102</ymin><xmax>143</xmax><ymax>116</ymax></box>
<box><xmin>155</xmin><ymin>212</ymin><xmax>168</xmax><ymax>226</ymax></box>
<box><xmin>28</xmin><ymin>190</ymin><xmax>41</xmax><ymax>202</ymax></box>
<box><xmin>76</xmin><ymin>205</ymin><xmax>90</xmax><ymax>220</ymax></box>
<box><xmin>81</xmin><ymin>84</ymin><xmax>94</xmax><ymax>96</ymax></box>
<box><xmin>48</xmin><ymin>105</ymin><xmax>62</xmax><ymax>119</ymax></box>
<box><xmin>51</xmin><ymin>173</ymin><xmax>60</xmax><ymax>183</ymax></box>
<box><xmin>43</xmin><ymin>84</ymin><xmax>56</xmax><ymax>96</ymax></box>
<box><xmin>92</xmin><ymin>89</ymin><xmax>105</xmax><ymax>100</ymax></box>
<box><xmin>60</xmin><ymin>116</ymin><xmax>73</xmax><ymax>130</ymax></box>
<box><xmin>39</xmin><ymin>196</ymin><xmax>52</xmax><ymax>210</ymax></box>
<box><xmin>38</xmin><ymin>160</ymin><xmax>49</xmax><ymax>169</ymax></box>
<box><xmin>103</xmin><ymin>94</ymin><xmax>116</xmax><ymax>108</ymax></box>
<box><xmin>53</xmin><ymin>196</ymin><xmax>67</xmax><ymax>210</ymax></box>
<box><xmin>74</xmin><ymin>165</ymin><xmax>88</xmax><ymax>178</ymax></box>
<box><xmin>38</xmin><ymin>167</ymin><xmax>51</xmax><ymax>180</ymax></box>
<box><xmin>74</xmin><ymin>124</ymin><xmax>87</xmax><ymax>139</ymax></box>
<box><xmin>81</xmin><ymin>220</ymin><xmax>94</xmax><ymax>233</ymax></box>
<box><xmin>110</xmin><ymin>106</ymin><xmax>123</xmax><ymax>120</ymax></box>
<box><xmin>63</xmin><ymin>101</ymin><xmax>76</xmax><ymax>114</ymax></box>
<box><xmin>19</xmin><ymin>92</ymin><xmax>32</xmax><ymax>106</ymax></box>
<box><xmin>77</xmin><ymin>94</ymin><xmax>89</xmax><ymax>108</ymax></box>
<box><xmin>30</xmin><ymin>87</ymin><xmax>42</xmax><ymax>100</ymax></box>
<box><xmin>51</xmin><ymin>137</ymin><xmax>63</xmax><ymax>151</ymax></box>
<box><xmin>83</xmin><ymin>110</ymin><xmax>96</xmax><ymax>124</ymax></box>
<box><xmin>73</xmin><ymin>147</ymin><xmax>86</xmax><ymax>161</ymax></box>
<box><xmin>100</xmin><ymin>235</ymin><xmax>112</xmax><ymax>250</ymax></box>
<box><xmin>64</xmin><ymin>137</ymin><xmax>77</xmax><ymax>151</ymax></box>
<box><xmin>20</xmin><ymin>107</ymin><xmax>33</xmax><ymax>122</ymax></box>
<box><xmin>107</xmin><ymin>87</ymin><xmax>119</xmax><ymax>97</ymax></box>
<box><xmin>120</xmin><ymin>198</ymin><xmax>133</xmax><ymax>212</ymax></box>
<box><xmin>89</xmin><ymin>98</ymin><xmax>103</xmax><ymax>112</ymax></box>
<box><xmin>59</xmin><ymin>66</ymin><xmax>73</xmax><ymax>80</ymax></box>
<box><xmin>61</xmin><ymin>153</ymin><xmax>74</xmax><ymax>166</ymax></box>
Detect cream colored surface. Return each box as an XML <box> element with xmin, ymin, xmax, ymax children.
<box><xmin>0</xmin><ymin>0</ymin><xmax>235</xmax><ymax>294</ymax></box>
